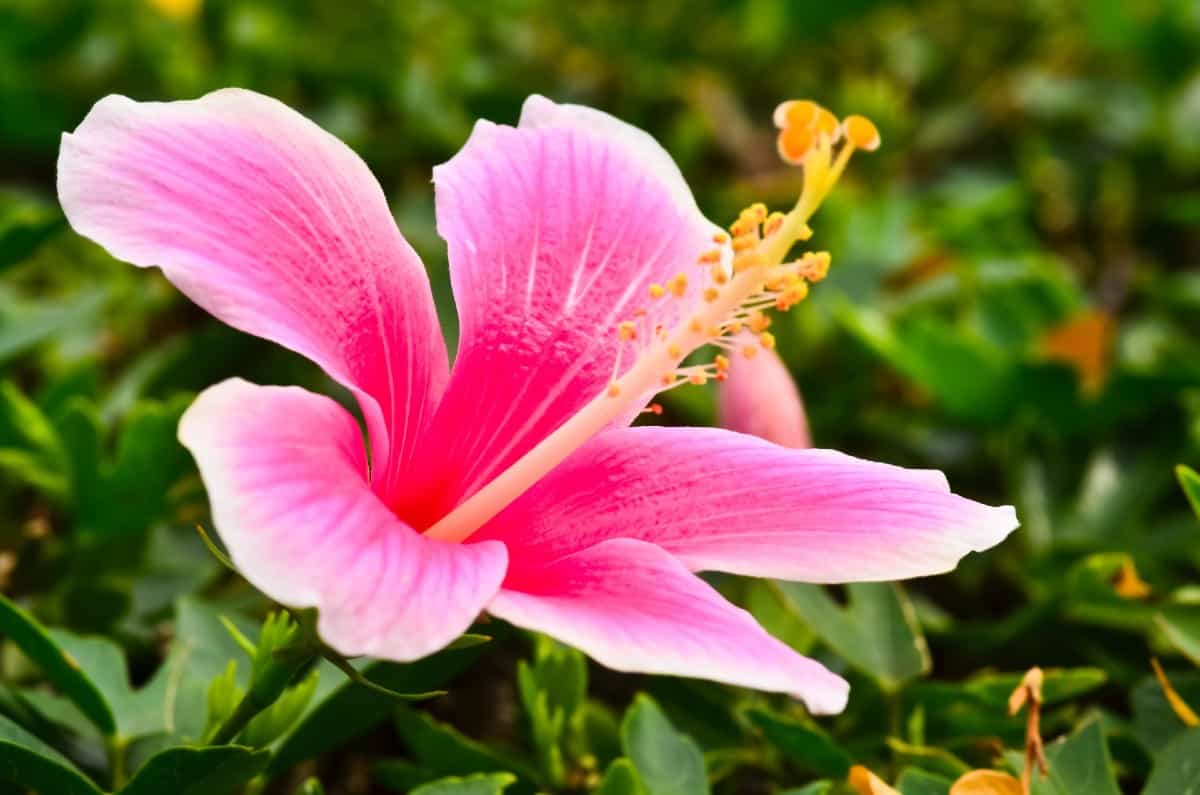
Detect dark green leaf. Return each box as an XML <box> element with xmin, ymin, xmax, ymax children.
<box><xmin>393</xmin><ymin>706</ymin><xmax>539</xmax><ymax>787</ymax></box>
<box><xmin>0</xmin><ymin>713</ymin><xmax>102</xmax><ymax>795</ymax></box>
<box><xmin>118</xmin><ymin>745</ymin><xmax>269</xmax><ymax>795</ymax></box>
<box><xmin>895</xmin><ymin>768</ymin><xmax>952</xmax><ymax>795</ymax></box>
<box><xmin>746</xmin><ymin>707</ymin><xmax>852</xmax><ymax>777</ymax></box>
<box><xmin>0</xmin><ymin>594</ymin><xmax>115</xmax><ymax>735</ymax></box>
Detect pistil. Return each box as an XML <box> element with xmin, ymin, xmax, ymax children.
<box><xmin>423</xmin><ymin>101</ymin><xmax>878</xmax><ymax>544</ymax></box>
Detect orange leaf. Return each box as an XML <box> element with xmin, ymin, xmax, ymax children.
<box><xmin>849</xmin><ymin>765</ymin><xmax>901</xmax><ymax>795</ymax></box>
<box><xmin>1040</xmin><ymin>310</ymin><xmax>1114</xmax><ymax>395</ymax></box>
<box><xmin>950</xmin><ymin>770</ymin><xmax>1023</xmax><ymax>795</ymax></box>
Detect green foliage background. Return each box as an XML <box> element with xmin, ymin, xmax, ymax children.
<box><xmin>1</xmin><ymin>0</ymin><xmax>1199</xmax><ymax>793</ymax></box>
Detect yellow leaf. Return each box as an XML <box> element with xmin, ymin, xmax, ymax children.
<box><xmin>950</xmin><ymin>770</ymin><xmax>1023</xmax><ymax>795</ymax></box>
<box><xmin>1152</xmin><ymin>658</ymin><xmax>1200</xmax><ymax>727</ymax></box>
<box><xmin>1112</xmin><ymin>559</ymin><xmax>1151</xmax><ymax>599</ymax></box>
<box><xmin>1040</xmin><ymin>310</ymin><xmax>1114</xmax><ymax>395</ymax></box>
<box><xmin>849</xmin><ymin>764</ymin><xmax>901</xmax><ymax>795</ymax></box>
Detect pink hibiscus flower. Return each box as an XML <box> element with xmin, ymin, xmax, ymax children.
<box><xmin>57</xmin><ymin>89</ymin><xmax>1016</xmax><ymax>714</ymax></box>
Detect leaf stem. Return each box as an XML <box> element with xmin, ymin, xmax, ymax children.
<box><xmin>107</xmin><ymin>735</ymin><xmax>128</xmax><ymax>790</ymax></box>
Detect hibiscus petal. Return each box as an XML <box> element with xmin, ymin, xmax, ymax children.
<box><xmin>718</xmin><ymin>333</ymin><xmax>812</xmax><ymax>448</ymax></box>
<box><xmin>394</xmin><ymin>95</ymin><xmax>722</xmax><ymax>525</ymax></box>
<box><xmin>491</xmin><ymin>538</ymin><xmax>849</xmax><ymax>714</ymax></box>
<box><xmin>474</xmin><ymin>426</ymin><xmax>1018</xmax><ymax>583</ymax></box>
<box><xmin>178</xmin><ymin>378</ymin><xmax>507</xmax><ymax>661</ymax></box>
<box><xmin>58</xmin><ymin>89</ymin><xmax>447</xmax><ymax>490</ymax></box>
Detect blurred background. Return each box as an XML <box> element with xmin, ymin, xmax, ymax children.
<box><xmin>2</xmin><ymin>1</ymin><xmax>1200</xmax><ymax>792</ymax></box>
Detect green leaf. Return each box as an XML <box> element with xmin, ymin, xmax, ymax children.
<box><xmin>0</xmin><ymin>380</ymin><xmax>68</xmax><ymax>497</ymax></box>
<box><xmin>779</xmin><ymin>783</ymin><xmax>833</xmax><ymax>795</ymax></box>
<box><xmin>1144</xmin><ymin>727</ymin><xmax>1200</xmax><ymax>795</ymax></box>
<box><xmin>1133</xmin><ymin>670</ymin><xmax>1200</xmax><ymax>754</ymax></box>
<box><xmin>118</xmin><ymin>745</ymin><xmax>269</xmax><ymax>795</ymax></box>
<box><xmin>964</xmin><ymin>668</ymin><xmax>1108</xmax><ymax>707</ymax></box>
<box><xmin>621</xmin><ymin>694</ymin><xmax>709</xmax><ymax>795</ymax></box>
<box><xmin>393</xmin><ymin>706</ymin><xmax>539</xmax><ymax>787</ymax></box>
<box><xmin>885</xmin><ymin>740</ymin><xmax>970</xmax><ymax>780</ymax></box>
<box><xmin>515</xmin><ymin>636</ymin><xmax>587</xmax><ymax>785</ymax></box>
<box><xmin>0</xmin><ymin>189</ymin><xmax>62</xmax><ymax>270</ymax></box>
<box><xmin>48</xmin><ymin>630</ymin><xmax>170</xmax><ymax>741</ymax></box>
<box><xmin>409</xmin><ymin>773</ymin><xmax>517</xmax><ymax>795</ymax></box>
<box><xmin>1007</xmin><ymin>719</ymin><xmax>1120</xmax><ymax>795</ymax></box>
<box><xmin>1157</xmin><ymin>605</ymin><xmax>1200</xmax><ymax>665</ymax></box>
<box><xmin>0</xmin><ymin>287</ymin><xmax>107</xmax><ymax>364</ymax></box>
<box><xmin>1062</xmin><ymin>553</ymin><xmax>1157</xmax><ymax>630</ymax></box>
<box><xmin>0</xmin><ymin>594</ymin><xmax>115</xmax><ymax>735</ymax></box>
<box><xmin>746</xmin><ymin>707</ymin><xmax>852</xmax><ymax>777</ymax></box>
<box><xmin>597</xmin><ymin>758</ymin><xmax>643</xmax><ymax>795</ymax></box>
<box><xmin>1177</xmin><ymin>465</ymin><xmax>1200</xmax><ymax>520</ymax></box>
<box><xmin>895</xmin><ymin>768</ymin><xmax>952</xmax><ymax>795</ymax></box>
<box><xmin>0</xmin><ymin>713</ymin><xmax>102</xmax><ymax>795</ymax></box>
<box><xmin>772</xmin><ymin>581</ymin><xmax>929</xmax><ymax>690</ymax></box>
<box><xmin>240</xmin><ymin>667</ymin><xmax>320</xmax><ymax>748</ymax></box>
<box><xmin>267</xmin><ymin>642</ymin><xmax>489</xmax><ymax>779</ymax></box>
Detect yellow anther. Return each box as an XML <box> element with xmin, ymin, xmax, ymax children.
<box><xmin>617</xmin><ymin>321</ymin><xmax>638</xmax><ymax>341</ymax></box>
<box><xmin>667</xmin><ymin>344</ymin><xmax>682</xmax><ymax>358</ymax></box>
<box><xmin>607</xmin><ymin>382</ymin><xmax>621</xmax><ymax>397</ymax></box>
<box><xmin>804</xmin><ymin>251</ymin><xmax>831</xmax><ymax>281</ymax></box>
<box><xmin>712</xmin><ymin>231</ymin><xmax>729</xmax><ymax>245</ymax></box>
<box><xmin>729</xmin><ymin>217</ymin><xmax>754</xmax><ymax>236</ymax></box>
<box><xmin>775</xmin><ymin>281</ymin><xmax>809</xmax><ymax>310</ymax></box>
<box><xmin>773</xmin><ymin>99</ymin><xmax>819</xmax><ymax>130</ymax></box>
<box><xmin>815</xmin><ymin>107</ymin><xmax>839</xmax><ymax>140</ymax></box>
<box><xmin>742</xmin><ymin>345</ymin><xmax>759</xmax><ymax>360</ymax></box>
<box><xmin>707</xmin><ymin>325</ymin><xmax>723</xmax><ymax>338</ymax></box>
<box><xmin>689</xmin><ymin>317</ymin><xmax>703</xmax><ymax>333</ymax></box>
<box><xmin>714</xmin><ymin>354</ymin><xmax>730</xmax><ymax>372</ymax></box>
<box><xmin>763</xmin><ymin>211</ymin><xmax>786</xmax><ymax>237</ymax></box>
<box><xmin>688</xmin><ymin>369</ymin><xmax>708</xmax><ymax>385</ymax></box>
<box><xmin>748</xmin><ymin>311</ymin><xmax>772</xmax><ymax>333</ymax></box>
<box><xmin>648</xmin><ymin>283</ymin><xmax>665</xmax><ymax>299</ymax></box>
<box><xmin>703</xmin><ymin>287</ymin><xmax>720</xmax><ymax>303</ymax></box>
<box><xmin>759</xmin><ymin>331</ymin><xmax>776</xmax><ymax>350</ymax></box>
<box><xmin>733</xmin><ymin>252</ymin><xmax>764</xmax><ymax>273</ymax></box>
<box><xmin>777</xmin><ymin>124</ymin><xmax>815</xmax><ymax>165</ymax></box>
<box><xmin>747</xmin><ymin>203</ymin><xmax>768</xmax><ymax>223</ymax></box>
<box><xmin>668</xmin><ymin>273</ymin><xmax>688</xmax><ymax>297</ymax></box>
<box><xmin>711</xmin><ymin>263</ymin><xmax>729</xmax><ymax>285</ymax></box>
<box><xmin>731</xmin><ymin>235</ymin><xmax>758</xmax><ymax>253</ymax></box>
<box><xmin>726</xmin><ymin>319</ymin><xmax>743</xmax><ymax>334</ymax></box>
<box><xmin>698</xmin><ymin>249</ymin><xmax>722</xmax><ymax>264</ymax></box>
<box><xmin>661</xmin><ymin>373</ymin><xmax>675</xmax><ymax>386</ymax></box>
<box><xmin>843</xmin><ymin>115</ymin><xmax>881</xmax><ymax>151</ymax></box>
